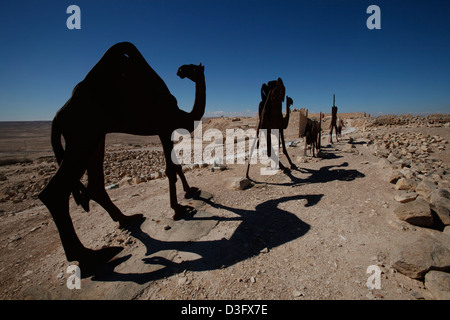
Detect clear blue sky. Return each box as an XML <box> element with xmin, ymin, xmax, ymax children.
<box><xmin>0</xmin><ymin>0</ymin><xmax>449</xmax><ymax>121</ymax></box>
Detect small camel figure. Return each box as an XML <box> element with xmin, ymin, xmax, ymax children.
<box><xmin>246</xmin><ymin>78</ymin><xmax>295</xmax><ymax>179</ymax></box>
<box><xmin>304</xmin><ymin>117</ymin><xmax>321</xmax><ymax>157</ymax></box>
<box><xmin>329</xmin><ymin>94</ymin><xmax>339</xmax><ymax>143</ymax></box>
<box><xmin>336</xmin><ymin>117</ymin><xmax>344</xmax><ymax>138</ymax></box>
<box><xmin>39</xmin><ymin>42</ymin><xmax>206</xmax><ymax>268</ymax></box>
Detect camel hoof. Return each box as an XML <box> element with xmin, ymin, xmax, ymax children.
<box><xmin>118</xmin><ymin>213</ymin><xmax>144</xmax><ymax>229</ymax></box>
<box><xmin>184</xmin><ymin>187</ymin><xmax>200</xmax><ymax>199</ymax></box>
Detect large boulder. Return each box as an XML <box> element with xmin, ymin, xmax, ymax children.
<box><xmin>430</xmin><ymin>189</ymin><xmax>450</xmax><ymax>225</ymax></box>
<box><xmin>415</xmin><ymin>178</ymin><xmax>437</xmax><ymax>202</ymax></box>
<box><xmin>392</xmin><ymin>232</ymin><xmax>450</xmax><ymax>280</ymax></box>
<box><xmin>394</xmin><ymin>197</ymin><xmax>434</xmax><ymax>227</ymax></box>
<box><xmin>424</xmin><ymin>271</ymin><xmax>450</xmax><ymax>300</ymax></box>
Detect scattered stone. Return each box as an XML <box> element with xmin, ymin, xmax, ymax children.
<box><xmin>211</xmin><ymin>163</ymin><xmax>227</xmax><ymax>172</ymax></box>
<box><xmin>105</xmin><ymin>183</ymin><xmax>119</xmax><ymax>190</ymax></box>
<box><xmin>424</xmin><ymin>271</ymin><xmax>450</xmax><ymax>300</ymax></box>
<box><xmin>392</xmin><ymin>232</ymin><xmax>450</xmax><ymax>280</ymax></box>
<box><xmin>297</xmin><ymin>156</ymin><xmax>308</xmax><ymax>163</ymax></box>
<box><xmin>119</xmin><ymin>176</ymin><xmax>132</xmax><ymax>187</ymax></box>
<box><xmin>292</xmin><ymin>289</ymin><xmax>304</xmax><ymax>297</ymax></box>
<box><xmin>395</xmin><ymin>178</ymin><xmax>414</xmax><ymax>191</ymax></box>
<box><xmin>227</xmin><ymin>177</ymin><xmax>251</xmax><ymax>190</ymax></box>
<box><xmin>394</xmin><ymin>191</ymin><xmax>418</xmax><ymax>203</ymax></box>
<box><xmin>389</xmin><ymin>171</ymin><xmax>403</xmax><ymax>184</ymax></box>
<box><xmin>394</xmin><ymin>198</ymin><xmax>433</xmax><ymax>227</ymax></box>
<box><xmin>415</xmin><ymin>179</ymin><xmax>438</xmax><ymax>201</ymax></box>
<box><xmin>343</xmin><ymin>144</ymin><xmax>356</xmax><ymax>153</ymax></box>
<box><xmin>430</xmin><ymin>189</ymin><xmax>450</xmax><ymax>225</ymax></box>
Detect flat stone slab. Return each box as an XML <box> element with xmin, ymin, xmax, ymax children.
<box><xmin>392</xmin><ymin>232</ymin><xmax>450</xmax><ymax>280</ymax></box>
<box><xmin>425</xmin><ymin>270</ymin><xmax>450</xmax><ymax>300</ymax></box>
<box><xmin>394</xmin><ymin>197</ymin><xmax>433</xmax><ymax>227</ymax></box>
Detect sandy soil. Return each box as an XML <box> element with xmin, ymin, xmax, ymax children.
<box><xmin>0</xmin><ymin>118</ymin><xmax>449</xmax><ymax>300</ymax></box>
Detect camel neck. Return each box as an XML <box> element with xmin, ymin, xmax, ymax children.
<box><xmin>191</xmin><ymin>76</ymin><xmax>206</xmax><ymax>121</ymax></box>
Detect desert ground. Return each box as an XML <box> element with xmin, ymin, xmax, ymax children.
<box><xmin>0</xmin><ymin>113</ymin><xmax>449</xmax><ymax>300</ymax></box>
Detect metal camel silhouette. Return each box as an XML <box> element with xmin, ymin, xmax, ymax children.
<box><xmin>39</xmin><ymin>42</ymin><xmax>206</xmax><ymax>268</ymax></box>
<box><xmin>246</xmin><ymin>78</ymin><xmax>295</xmax><ymax>179</ymax></box>
<box><xmin>329</xmin><ymin>94</ymin><xmax>339</xmax><ymax>143</ymax></box>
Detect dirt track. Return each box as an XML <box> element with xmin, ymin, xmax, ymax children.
<box><xmin>0</xmin><ymin>119</ymin><xmax>449</xmax><ymax>300</ymax></box>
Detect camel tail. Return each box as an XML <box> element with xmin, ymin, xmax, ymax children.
<box><xmin>51</xmin><ymin>117</ymin><xmax>91</xmax><ymax>212</ymax></box>
<box><xmin>51</xmin><ymin>118</ymin><xmax>64</xmax><ymax>165</ymax></box>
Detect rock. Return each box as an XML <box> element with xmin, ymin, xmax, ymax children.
<box><xmin>0</xmin><ymin>174</ymin><xmax>7</xmax><ymax>181</ymax></box>
<box><xmin>297</xmin><ymin>156</ymin><xmax>308</xmax><ymax>163</ymax></box>
<box><xmin>444</xmin><ymin>226</ymin><xmax>450</xmax><ymax>235</ymax></box>
<box><xmin>394</xmin><ymin>191</ymin><xmax>418</xmax><ymax>203</ymax></box>
<box><xmin>424</xmin><ymin>271</ymin><xmax>450</xmax><ymax>300</ymax></box>
<box><xmin>392</xmin><ymin>232</ymin><xmax>450</xmax><ymax>280</ymax></box>
<box><xmin>227</xmin><ymin>177</ymin><xmax>251</xmax><ymax>190</ymax></box>
<box><xmin>377</xmin><ymin>158</ymin><xmax>392</xmax><ymax>169</ymax></box>
<box><xmin>119</xmin><ymin>176</ymin><xmax>132</xmax><ymax>187</ymax></box>
<box><xmin>292</xmin><ymin>289</ymin><xmax>304</xmax><ymax>297</ymax></box>
<box><xmin>430</xmin><ymin>189</ymin><xmax>450</xmax><ymax>225</ymax></box>
<box><xmin>343</xmin><ymin>144</ymin><xmax>356</xmax><ymax>153</ymax></box>
<box><xmin>105</xmin><ymin>183</ymin><xmax>119</xmax><ymax>190</ymax></box>
<box><xmin>211</xmin><ymin>163</ymin><xmax>227</xmax><ymax>172</ymax></box>
<box><xmin>389</xmin><ymin>171</ymin><xmax>403</xmax><ymax>184</ymax></box>
<box><xmin>395</xmin><ymin>178</ymin><xmax>414</xmax><ymax>191</ymax></box>
<box><xmin>132</xmin><ymin>176</ymin><xmax>145</xmax><ymax>184</ymax></box>
<box><xmin>416</xmin><ymin>178</ymin><xmax>438</xmax><ymax>201</ymax></box>
<box><xmin>394</xmin><ymin>198</ymin><xmax>433</xmax><ymax>227</ymax></box>
<box><xmin>375</xmin><ymin>149</ymin><xmax>389</xmax><ymax>158</ymax></box>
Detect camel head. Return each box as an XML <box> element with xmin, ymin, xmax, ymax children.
<box><xmin>286</xmin><ymin>96</ymin><xmax>293</xmax><ymax>107</ymax></box>
<box><xmin>177</xmin><ymin>63</ymin><xmax>204</xmax><ymax>82</ymax></box>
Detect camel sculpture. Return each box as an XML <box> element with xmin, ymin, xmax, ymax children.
<box><xmin>336</xmin><ymin>117</ymin><xmax>344</xmax><ymax>138</ymax></box>
<box><xmin>246</xmin><ymin>78</ymin><xmax>295</xmax><ymax>179</ymax></box>
<box><xmin>304</xmin><ymin>116</ymin><xmax>321</xmax><ymax>157</ymax></box>
<box><xmin>329</xmin><ymin>94</ymin><xmax>338</xmax><ymax>143</ymax></box>
<box><xmin>39</xmin><ymin>42</ymin><xmax>206</xmax><ymax>268</ymax></box>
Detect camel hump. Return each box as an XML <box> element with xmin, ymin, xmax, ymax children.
<box><xmin>82</xmin><ymin>42</ymin><xmax>172</xmax><ymax>101</ymax></box>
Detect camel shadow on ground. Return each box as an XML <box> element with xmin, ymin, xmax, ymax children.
<box><xmin>89</xmin><ymin>193</ymin><xmax>317</xmax><ymax>285</ymax></box>
<box><xmin>249</xmin><ymin>161</ymin><xmax>366</xmax><ymax>188</ymax></box>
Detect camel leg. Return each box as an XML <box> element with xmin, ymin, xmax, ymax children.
<box><xmin>246</xmin><ymin>126</ymin><xmax>261</xmax><ymax>179</ymax></box>
<box><xmin>329</xmin><ymin>126</ymin><xmax>333</xmax><ymax>144</ymax></box>
<box><xmin>160</xmin><ymin>135</ymin><xmax>195</xmax><ymax>220</ymax></box>
<box><xmin>86</xmin><ymin>137</ymin><xmax>143</xmax><ymax>228</ymax></box>
<box><xmin>38</xmin><ymin>143</ymin><xmax>122</xmax><ymax>267</ymax></box>
<box><xmin>175</xmin><ymin>165</ymin><xmax>200</xmax><ymax>199</ymax></box>
<box><xmin>304</xmin><ymin>134</ymin><xmax>309</xmax><ymax>156</ymax></box>
<box><xmin>280</xmin><ymin>130</ymin><xmax>295</xmax><ymax>169</ymax></box>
